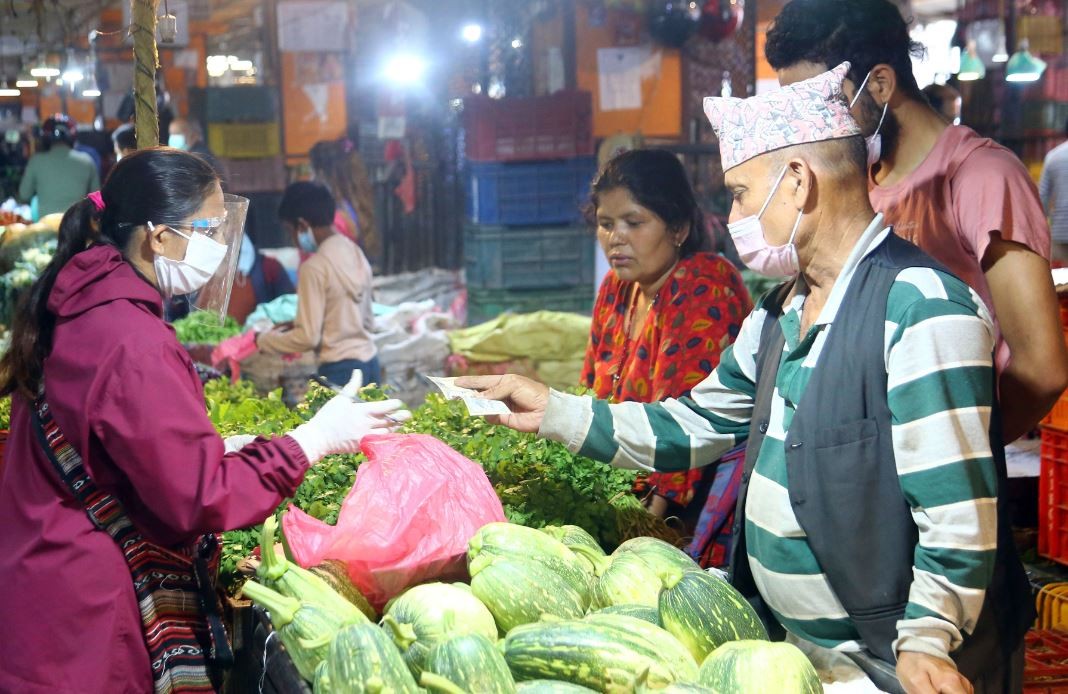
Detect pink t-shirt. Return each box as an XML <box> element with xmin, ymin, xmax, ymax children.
<box><xmin>868</xmin><ymin>125</ymin><xmax>1051</xmax><ymax>373</ymax></box>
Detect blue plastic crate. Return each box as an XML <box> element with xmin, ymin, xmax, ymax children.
<box><xmin>466</xmin><ymin>157</ymin><xmax>596</xmax><ymax>226</ymax></box>
<box><xmin>465</xmin><ymin>224</ymin><xmax>595</xmax><ymax>290</ymax></box>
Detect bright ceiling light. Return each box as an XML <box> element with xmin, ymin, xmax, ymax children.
<box><xmin>1006</xmin><ymin>40</ymin><xmax>1047</xmax><ymax>83</ymax></box>
<box><xmin>0</xmin><ymin>87</ymin><xmax>20</xmax><ymax>97</ymax></box>
<box><xmin>30</xmin><ymin>66</ymin><xmax>60</xmax><ymax>78</ymax></box>
<box><xmin>461</xmin><ymin>23</ymin><xmax>483</xmax><ymax>44</ymax></box>
<box><xmin>511</xmin><ymin>37</ymin><xmax>523</xmax><ymax>49</ymax></box>
<box><xmin>956</xmin><ymin>41</ymin><xmax>985</xmax><ymax>81</ymax></box>
<box><xmin>62</xmin><ymin>69</ymin><xmax>83</xmax><ymax>83</ymax></box>
<box><xmin>383</xmin><ymin>54</ymin><xmax>427</xmax><ymax>86</ymax></box>
<box><xmin>16</xmin><ymin>79</ymin><xmax>38</xmax><ymax>88</ymax></box>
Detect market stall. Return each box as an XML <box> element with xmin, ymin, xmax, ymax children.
<box><xmin>199</xmin><ymin>380</ymin><xmax>815</xmax><ymax>694</ymax></box>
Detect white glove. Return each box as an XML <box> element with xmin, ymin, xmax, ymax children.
<box><xmin>287</xmin><ymin>394</ymin><xmax>411</xmax><ymax>463</ymax></box>
<box><xmin>223</xmin><ymin>434</ymin><xmax>259</xmax><ymax>454</ymax></box>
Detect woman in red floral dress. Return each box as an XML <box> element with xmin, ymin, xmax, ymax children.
<box><xmin>582</xmin><ymin>149</ymin><xmax>752</xmax><ymax>566</ymax></box>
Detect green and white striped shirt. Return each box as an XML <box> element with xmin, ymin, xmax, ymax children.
<box><xmin>541</xmin><ymin>214</ymin><xmax>998</xmax><ymax>663</ymax></box>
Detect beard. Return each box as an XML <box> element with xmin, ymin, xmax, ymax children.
<box><xmin>856</xmin><ymin>91</ymin><xmax>900</xmax><ymax>163</ymax></box>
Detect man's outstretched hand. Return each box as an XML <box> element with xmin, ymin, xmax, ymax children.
<box><xmin>454</xmin><ymin>374</ymin><xmax>550</xmax><ymax>433</ymax></box>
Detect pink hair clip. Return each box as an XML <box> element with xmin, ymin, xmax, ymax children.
<box><xmin>86</xmin><ymin>191</ymin><xmax>105</xmax><ymax>212</ymax></box>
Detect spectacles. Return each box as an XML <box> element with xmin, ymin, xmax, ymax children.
<box><xmin>147</xmin><ymin>215</ymin><xmax>227</xmax><ymax>239</ymax></box>
<box><xmin>170</xmin><ymin>215</ymin><xmax>227</xmax><ymax>239</ymax></box>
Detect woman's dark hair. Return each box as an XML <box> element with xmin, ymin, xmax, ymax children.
<box><xmin>587</xmin><ymin>149</ymin><xmax>710</xmax><ymax>258</ymax></box>
<box><xmin>308</xmin><ymin>137</ymin><xmax>379</xmax><ymax>255</ymax></box>
<box><xmin>764</xmin><ymin>0</ymin><xmax>926</xmax><ymax>100</ymax></box>
<box><xmin>39</xmin><ymin>114</ymin><xmax>76</xmax><ymax>151</ymax></box>
<box><xmin>0</xmin><ymin>148</ymin><xmax>218</xmax><ymax>399</ymax></box>
<box><xmin>278</xmin><ymin>181</ymin><xmax>337</xmax><ymax>228</ymax></box>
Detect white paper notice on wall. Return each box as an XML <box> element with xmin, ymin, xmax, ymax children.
<box><xmin>597</xmin><ymin>47</ymin><xmax>652</xmax><ymax>111</ymax></box>
<box><xmin>277</xmin><ymin>1</ymin><xmax>349</xmax><ymax>53</ymax></box>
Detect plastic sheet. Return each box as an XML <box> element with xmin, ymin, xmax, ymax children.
<box><xmin>282</xmin><ymin>433</ymin><xmax>506</xmax><ymax>609</ymax></box>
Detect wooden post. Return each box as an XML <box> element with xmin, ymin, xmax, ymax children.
<box><xmin>131</xmin><ymin>0</ymin><xmax>160</xmax><ymax>148</ymax></box>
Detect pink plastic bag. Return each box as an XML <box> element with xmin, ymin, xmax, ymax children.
<box><xmin>282</xmin><ymin>433</ymin><xmax>505</xmax><ymax>609</ymax></box>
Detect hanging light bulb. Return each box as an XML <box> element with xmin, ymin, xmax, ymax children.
<box><xmin>30</xmin><ymin>55</ymin><xmax>60</xmax><ymax>80</ymax></box>
<box><xmin>81</xmin><ymin>72</ymin><xmax>101</xmax><ymax>98</ymax></box>
<box><xmin>1006</xmin><ymin>39</ymin><xmax>1047</xmax><ymax>83</ymax></box>
<box><xmin>957</xmin><ymin>40</ymin><xmax>986</xmax><ymax>81</ymax></box>
<box><xmin>0</xmin><ymin>79</ymin><xmax>19</xmax><ymax>98</ymax></box>
<box><xmin>992</xmin><ymin>31</ymin><xmax>1009</xmax><ymax>62</ymax></box>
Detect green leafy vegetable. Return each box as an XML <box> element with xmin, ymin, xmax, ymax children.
<box><xmin>173</xmin><ymin>312</ymin><xmax>243</xmax><ymax>345</ymax></box>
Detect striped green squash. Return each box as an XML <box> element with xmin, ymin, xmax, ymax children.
<box><xmin>241</xmin><ymin>580</ymin><xmax>351</xmax><ymax>681</ymax></box>
<box><xmin>514</xmin><ymin>681</ymin><xmax>599</xmax><ymax>693</ymax></box>
<box><xmin>469</xmin><ymin>523</ymin><xmax>592</xmax><ymax>608</ymax></box>
<box><xmin>326</xmin><ymin>622</ymin><xmax>421</xmax><ymax>693</ymax></box>
<box><xmin>581</xmin><ymin>613</ymin><xmax>698</xmax><ymax>681</ymax></box>
<box><xmin>421</xmin><ymin>633</ymin><xmax>516</xmax><ymax>694</ymax></box>
<box><xmin>589</xmin><ymin>551</ymin><xmax>663</xmax><ymax>609</ymax></box>
<box><xmin>658</xmin><ymin>569</ymin><xmax>768</xmax><ymax>663</ymax></box>
<box><xmin>502</xmin><ymin>619</ymin><xmax>689</xmax><ymax>691</ymax></box>
<box><xmin>592</xmin><ymin>604</ymin><xmax>662</xmax><ymax>626</ymax></box>
<box><xmin>380</xmin><ymin>582</ymin><xmax>498</xmax><ymax>677</ymax></box>
<box><xmin>469</xmin><ymin>555</ymin><xmax>586</xmax><ymax>632</ymax></box>
<box><xmin>312</xmin><ymin>661</ymin><xmax>332</xmax><ymax>693</ymax></box>
<box><xmin>612</xmin><ymin>537</ymin><xmax>701</xmax><ymax>575</ymax></box>
<box><xmin>257</xmin><ymin>516</ymin><xmax>370</xmax><ymax>626</ymax></box>
<box><xmin>540</xmin><ymin>525</ymin><xmax>606</xmax><ymax>574</ymax></box>
<box><xmin>697</xmin><ymin>640</ymin><xmax>821</xmax><ymax>694</ymax></box>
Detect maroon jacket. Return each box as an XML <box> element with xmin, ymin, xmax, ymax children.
<box><xmin>0</xmin><ymin>245</ymin><xmax>309</xmax><ymax>693</ymax></box>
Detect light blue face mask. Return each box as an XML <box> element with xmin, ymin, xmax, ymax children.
<box><xmin>169</xmin><ymin>133</ymin><xmax>188</xmax><ymax>151</ymax></box>
<box><xmin>298</xmin><ymin>228</ymin><xmax>318</xmax><ymax>253</ymax></box>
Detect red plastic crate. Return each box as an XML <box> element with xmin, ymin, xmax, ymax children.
<box><xmin>1040</xmin><ymin>427</ymin><xmax>1068</xmax><ymax>563</ymax></box>
<box><xmin>464</xmin><ymin>91</ymin><xmax>593</xmax><ymax>162</ymax></box>
<box><xmin>1025</xmin><ymin>630</ymin><xmax>1068</xmax><ymax>692</ymax></box>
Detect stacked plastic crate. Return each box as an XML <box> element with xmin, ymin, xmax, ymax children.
<box><xmin>1039</xmin><ymin>300</ymin><xmax>1068</xmax><ymax>565</ymax></box>
<box><xmin>200</xmin><ymin>86</ymin><xmax>286</xmax><ymax>196</ymax></box>
<box><xmin>463</xmin><ymin>90</ymin><xmax>598</xmax><ymax>325</ymax></box>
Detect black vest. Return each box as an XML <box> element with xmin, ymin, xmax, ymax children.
<box><xmin>727</xmin><ymin>233</ymin><xmax>1033</xmax><ymax>676</ymax></box>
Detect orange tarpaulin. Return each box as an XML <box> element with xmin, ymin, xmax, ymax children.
<box><xmin>281</xmin><ymin>52</ymin><xmax>347</xmax><ymax>156</ymax></box>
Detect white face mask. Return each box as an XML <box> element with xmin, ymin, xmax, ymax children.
<box><xmin>850</xmin><ymin>71</ymin><xmax>888</xmax><ymax>168</ymax></box>
<box><xmin>727</xmin><ymin>164</ymin><xmax>805</xmax><ymax>279</ymax></box>
<box><xmin>149</xmin><ymin>222</ymin><xmax>229</xmax><ymax>297</ymax></box>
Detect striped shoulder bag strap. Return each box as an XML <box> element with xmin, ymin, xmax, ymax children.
<box><xmin>29</xmin><ymin>388</ymin><xmax>232</xmax><ymax>693</ymax></box>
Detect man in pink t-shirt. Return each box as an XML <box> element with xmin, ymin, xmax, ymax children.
<box><xmin>765</xmin><ymin>0</ymin><xmax>1068</xmax><ymax>444</ymax></box>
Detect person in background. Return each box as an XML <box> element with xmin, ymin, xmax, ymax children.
<box><xmin>18</xmin><ymin>114</ymin><xmax>100</xmax><ymax>218</ymax></box>
<box><xmin>227</xmin><ymin>234</ymin><xmax>296</xmax><ymax>325</ymax></box>
<box><xmin>459</xmin><ymin>63</ymin><xmax>1031</xmax><ymax>694</ymax></box>
<box><xmin>583</xmin><ymin>148</ymin><xmax>752</xmax><ymax>566</ymax></box>
<box><xmin>765</xmin><ymin>0</ymin><xmax>1067</xmax><ymax>442</ymax></box>
<box><xmin>111</xmin><ymin>123</ymin><xmax>137</xmax><ymax>162</ymax></box>
<box><xmin>169</xmin><ymin>117</ymin><xmax>224</xmax><ymax>181</ymax></box>
<box><xmin>922</xmin><ymin>83</ymin><xmax>962</xmax><ymax>125</ymax></box>
<box><xmin>257</xmin><ymin>181</ymin><xmax>380</xmax><ymax>387</ymax></box>
<box><xmin>1040</xmin><ymin>119</ymin><xmax>1068</xmax><ymax>263</ymax></box>
<box><xmin>309</xmin><ymin>135</ymin><xmax>380</xmax><ymax>265</ymax></box>
<box><xmin>0</xmin><ymin>148</ymin><xmax>408</xmax><ymax>693</ymax></box>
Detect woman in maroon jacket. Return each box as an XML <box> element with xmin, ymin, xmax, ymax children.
<box><xmin>0</xmin><ymin>148</ymin><xmax>407</xmax><ymax>694</ymax></box>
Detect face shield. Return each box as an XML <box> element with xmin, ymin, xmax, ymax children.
<box><xmin>190</xmin><ymin>194</ymin><xmax>249</xmax><ymax>323</ymax></box>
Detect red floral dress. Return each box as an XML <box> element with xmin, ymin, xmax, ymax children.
<box><xmin>581</xmin><ymin>252</ymin><xmax>752</xmax><ymax>506</ymax></box>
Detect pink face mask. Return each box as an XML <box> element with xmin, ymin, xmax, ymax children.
<box><xmin>727</xmin><ymin>165</ymin><xmax>805</xmax><ymax>279</ymax></box>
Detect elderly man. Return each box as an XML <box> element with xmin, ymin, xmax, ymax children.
<box><xmin>765</xmin><ymin>0</ymin><xmax>1066</xmax><ymax>443</ymax></box>
<box><xmin>459</xmin><ymin>64</ymin><xmax>1030</xmax><ymax>694</ymax></box>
